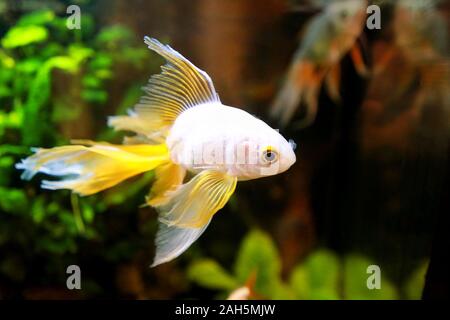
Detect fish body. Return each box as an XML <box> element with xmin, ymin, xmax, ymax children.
<box><xmin>168</xmin><ymin>103</ymin><xmax>295</xmax><ymax>180</ymax></box>
<box><xmin>16</xmin><ymin>37</ymin><xmax>296</xmax><ymax>267</ymax></box>
<box><xmin>271</xmin><ymin>0</ymin><xmax>367</xmax><ymax>127</ymax></box>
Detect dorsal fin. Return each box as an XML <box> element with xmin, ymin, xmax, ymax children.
<box><xmin>108</xmin><ymin>37</ymin><xmax>220</xmax><ymax>139</ymax></box>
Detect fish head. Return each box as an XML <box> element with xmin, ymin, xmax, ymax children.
<box><xmin>232</xmin><ymin>121</ymin><xmax>297</xmax><ymax>180</ymax></box>
<box><xmin>327</xmin><ymin>0</ymin><xmax>367</xmax><ymax>33</ymax></box>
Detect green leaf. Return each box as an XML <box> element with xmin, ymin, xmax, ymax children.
<box><xmin>96</xmin><ymin>25</ymin><xmax>133</xmax><ymax>45</ymax></box>
<box><xmin>290</xmin><ymin>249</ymin><xmax>340</xmax><ymax>299</ymax></box>
<box><xmin>95</xmin><ymin>69</ymin><xmax>112</xmax><ymax>80</ymax></box>
<box><xmin>69</xmin><ymin>45</ymin><xmax>94</xmax><ymax>64</ymax></box>
<box><xmin>2</xmin><ymin>25</ymin><xmax>48</xmax><ymax>48</ymax></box>
<box><xmin>290</xmin><ymin>265</ymin><xmax>309</xmax><ymax>298</ymax></box>
<box><xmin>59</xmin><ymin>210</ymin><xmax>79</xmax><ymax>235</ymax></box>
<box><xmin>188</xmin><ymin>259</ymin><xmax>239</xmax><ymax>291</ymax></box>
<box><xmin>403</xmin><ymin>261</ymin><xmax>428</xmax><ymax>300</ymax></box>
<box><xmin>234</xmin><ymin>230</ymin><xmax>282</xmax><ymax>296</ymax></box>
<box><xmin>0</xmin><ymin>66</ymin><xmax>14</xmax><ymax>83</ymax></box>
<box><xmin>0</xmin><ymin>50</ymin><xmax>15</xmax><ymax>68</ymax></box>
<box><xmin>343</xmin><ymin>254</ymin><xmax>398</xmax><ymax>300</ymax></box>
<box><xmin>270</xmin><ymin>281</ymin><xmax>296</xmax><ymax>300</ymax></box>
<box><xmin>82</xmin><ymin>203</ymin><xmax>95</xmax><ymax>224</ymax></box>
<box><xmin>17</xmin><ymin>10</ymin><xmax>55</xmax><ymax>26</ymax></box>
<box><xmin>46</xmin><ymin>56</ymin><xmax>79</xmax><ymax>73</ymax></box>
<box><xmin>22</xmin><ymin>56</ymin><xmax>79</xmax><ymax>145</ymax></box>
<box><xmin>81</xmin><ymin>89</ymin><xmax>108</xmax><ymax>104</ymax></box>
<box><xmin>90</xmin><ymin>54</ymin><xmax>113</xmax><ymax>70</ymax></box>
<box><xmin>0</xmin><ymin>107</ymin><xmax>23</xmax><ymax>129</ymax></box>
<box><xmin>307</xmin><ymin>249</ymin><xmax>340</xmax><ymax>290</ymax></box>
<box><xmin>40</xmin><ymin>43</ymin><xmax>64</xmax><ymax>59</ymax></box>
<box><xmin>82</xmin><ymin>75</ymin><xmax>102</xmax><ymax>88</ymax></box>
<box><xmin>0</xmin><ymin>187</ymin><xmax>28</xmax><ymax>214</ymax></box>
<box><xmin>31</xmin><ymin>197</ymin><xmax>47</xmax><ymax>223</ymax></box>
<box><xmin>0</xmin><ymin>156</ymin><xmax>14</xmax><ymax>168</ymax></box>
<box><xmin>37</xmin><ymin>235</ymin><xmax>77</xmax><ymax>254</ymax></box>
<box><xmin>311</xmin><ymin>250</ymin><xmax>340</xmax><ymax>298</ymax></box>
<box><xmin>0</xmin><ymin>85</ymin><xmax>11</xmax><ymax>98</ymax></box>
<box><xmin>0</xmin><ymin>145</ymin><xmax>29</xmax><ymax>156</ymax></box>
<box><xmin>16</xmin><ymin>58</ymin><xmax>43</xmax><ymax>74</ymax></box>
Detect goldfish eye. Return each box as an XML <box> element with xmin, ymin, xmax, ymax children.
<box><xmin>261</xmin><ymin>147</ymin><xmax>278</xmax><ymax>164</ymax></box>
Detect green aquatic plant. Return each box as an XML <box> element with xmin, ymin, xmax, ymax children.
<box><xmin>0</xmin><ymin>7</ymin><xmax>155</xmax><ymax>292</ymax></box>
<box><xmin>188</xmin><ymin>229</ymin><xmax>426</xmax><ymax>300</ymax></box>
<box><xmin>1</xmin><ymin>9</ymin><xmax>149</xmax><ymax>145</ymax></box>
<box><xmin>188</xmin><ymin>230</ymin><xmax>293</xmax><ymax>299</ymax></box>
<box><xmin>402</xmin><ymin>260</ymin><xmax>429</xmax><ymax>300</ymax></box>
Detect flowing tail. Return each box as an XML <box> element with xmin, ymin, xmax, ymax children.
<box><xmin>15</xmin><ymin>140</ymin><xmax>235</xmax><ymax>267</ymax></box>
<box><xmin>16</xmin><ymin>141</ymin><xmax>169</xmax><ymax>196</ymax></box>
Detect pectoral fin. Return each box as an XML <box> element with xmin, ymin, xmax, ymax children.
<box><xmin>150</xmin><ymin>170</ymin><xmax>237</xmax><ymax>267</ymax></box>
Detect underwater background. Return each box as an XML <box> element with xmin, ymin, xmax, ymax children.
<box><xmin>0</xmin><ymin>0</ymin><xmax>448</xmax><ymax>299</ymax></box>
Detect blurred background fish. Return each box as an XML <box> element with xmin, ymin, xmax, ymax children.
<box><xmin>270</xmin><ymin>0</ymin><xmax>368</xmax><ymax>128</ymax></box>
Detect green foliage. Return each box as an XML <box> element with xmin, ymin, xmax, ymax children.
<box><xmin>403</xmin><ymin>261</ymin><xmax>429</xmax><ymax>300</ymax></box>
<box><xmin>2</xmin><ymin>25</ymin><xmax>48</xmax><ymax>48</ymax></box>
<box><xmin>189</xmin><ymin>229</ymin><xmax>426</xmax><ymax>300</ymax></box>
<box><xmin>234</xmin><ymin>230</ymin><xmax>282</xmax><ymax>295</ymax></box>
<box><xmin>16</xmin><ymin>10</ymin><xmax>56</xmax><ymax>27</ymax></box>
<box><xmin>0</xmin><ymin>6</ymin><xmax>151</xmax><ymax>145</ymax></box>
<box><xmin>188</xmin><ymin>259</ymin><xmax>238</xmax><ymax>291</ymax></box>
<box><xmin>0</xmin><ymin>187</ymin><xmax>28</xmax><ymax>213</ymax></box>
<box><xmin>343</xmin><ymin>254</ymin><xmax>398</xmax><ymax>300</ymax></box>
<box><xmin>22</xmin><ymin>55</ymin><xmax>79</xmax><ymax>145</ymax></box>
<box><xmin>0</xmin><ymin>5</ymin><xmax>157</xmax><ymax>295</ymax></box>
<box><xmin>96</xmin><ymin>25</ymin><xmax>134</xmax><ymax>45</ymax></box>
<box><xmin>290</xmin><ymin>250</ymin><xmax>340</xmax><ymax>299</ymax></box>
<box><xmin>188</xmin><ymin>230</ymin><xmax>294</xmax><ymax>299</ymax></box>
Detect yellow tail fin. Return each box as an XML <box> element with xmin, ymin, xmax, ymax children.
<box><xmin>16</xmin><ymin>142</ymin><xmax>169</xmax><ymax>196</ymax></box>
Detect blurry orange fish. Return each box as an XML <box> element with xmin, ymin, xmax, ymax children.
<box><xmin>16</xmin><ymin>37</ymin><xmax>296</xmax><ymax>267</ymax></box>
<box><xmin>271</xmin><ymin>0</ymin><xmax>367</xmax><ymax>127</ymax></box>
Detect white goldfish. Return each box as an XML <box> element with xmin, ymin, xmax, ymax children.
<box><xmin>16</xmin><ymin>37</ymin><xmax>296</xmax><ymax>267</ymax></box>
